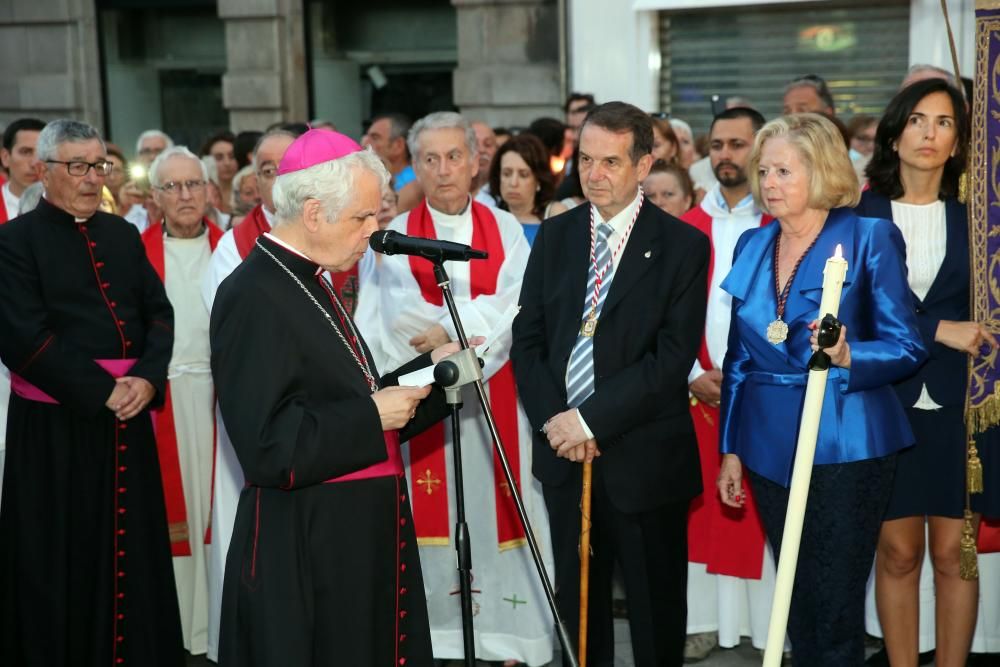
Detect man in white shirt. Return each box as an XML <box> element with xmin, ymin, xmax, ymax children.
<box><xmin>356</xmin><ymin>111</ymin><xmax>554</xmax><ymax>666</ymax></box>
<box><xmin>125</xmin><ymin>130</ymin><xmax>176</xmax><ymax>233</ymax></box>
<box><xmin>680</xmin><ymin>106</ymin><xmax>778</xmax><ymax>661</ymax></box>
<box><xmin>0</xmin><ymin>118</ymin><xmax>45</xmax><ymax>225</ymax></box>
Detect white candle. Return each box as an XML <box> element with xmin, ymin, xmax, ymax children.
<box><xmin>762</xmin><ymin>244</ymin><xmax>848</xmax><ymax>667</ymax></box>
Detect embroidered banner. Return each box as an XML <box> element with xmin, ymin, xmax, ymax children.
<box><xmin>970</xmin><ymin>2</ymin><xmax>1000</xmax><ymax>433</ymax></box>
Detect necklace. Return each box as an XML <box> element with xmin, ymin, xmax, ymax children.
<box><xmin>767</xmin><ymin>231</ymin><xmax>820</xmax><ymax>345</ymax></box>
<box><xmin>256</xmin><ymin>239</ymin><xmax>378</xmax><ymax>392</ymax></box>
<box><xmin>581</xmin><ymin>192</ymin><xmax>644</xmax><ymax>337</ymax></box>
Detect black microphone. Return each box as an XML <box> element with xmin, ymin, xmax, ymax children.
<box><xmin>369</xmin><ymin>230</ymin><xmax>488</xmax><ymax>262</ymax></box>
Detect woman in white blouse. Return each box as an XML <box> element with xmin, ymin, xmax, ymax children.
<box><xmin>856</xmin><ymin>78</ymin><xmax>998</xmax><ymax>667</ymax></box>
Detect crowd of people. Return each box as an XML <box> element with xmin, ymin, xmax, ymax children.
<box><xmin>0</xmin><ymin>62</ymin><xmax>996</xmax><ymax>667</ymax></box>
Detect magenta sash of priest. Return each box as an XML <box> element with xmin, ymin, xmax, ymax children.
<box><xmin>405</xmin><ymin>200</ymin><xmax>526</xmax><ymax>550</ymax></box>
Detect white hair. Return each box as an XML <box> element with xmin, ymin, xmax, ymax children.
<box><xmin>407</xmin><ymin>111</ymin><xmax>478</xmax><ymax>162</ymax></box>
<box><xmin>232</xmin><ymin>164</ymin><xmax>256</xmax><ymax>195</ymax></box>
<box><xmin>148</xmin><ymin>146</ymin><xmax>209</xmax><ymax>188</ymax></box>
<box><xmin>135</xmin><ymin>129</ymin><xmax>174</xmax><ymax>157</ymax></box>
<box><xmin>271</xmin><ymin>148</ymin><xmax>390</xmax><ymax>227</ymax></box>
<box><xmin>669</xmin><ymin>118</ymin><xmax>693</xmax><ymax>140</ymax></box>
<box><xmin>36</xmin><ymin>119</ymin><xmax>105</xmax><ymax>163</ymax></box>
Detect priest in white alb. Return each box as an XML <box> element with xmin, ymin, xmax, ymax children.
<box><xmin>356</xmin><ymin>111</ymin><xmax>554</xmax><ymax>666</ymax></box>
<box><xmin>141</xmin><ymin>146</ymin><xmax>224</xmax><ymax>655</ymax></box>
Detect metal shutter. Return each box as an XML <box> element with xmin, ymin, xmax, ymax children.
<box><xmin>659</xmin><ymin>1</ymin><xmax>910</xmax><ymax>135</ymax></box>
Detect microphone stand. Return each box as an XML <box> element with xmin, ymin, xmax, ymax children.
<box><xmin>430</xmin><ymin>260</ymin><xmax>578</xmax><ymax>667</ymax></box>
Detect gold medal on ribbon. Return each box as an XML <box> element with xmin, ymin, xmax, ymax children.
<box><xmin>766</xmin><ymin>318</ymin><xmax>789</xmax><ymax>344</ymax></box>
<box><xmin>581</xmin><ymin>312</ymin><xmax>597</xmax><ymax>337</ymax></box>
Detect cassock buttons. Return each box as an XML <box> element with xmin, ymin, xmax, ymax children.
<box><xmin>102</xmin><ymin>282</ymin><xmax>110</xmax><ymax>289</ymax></box>
<box><xmin>400</xmin><ymin>563</ymin><xmax>406</xmax><ymax>572</ymax></box>
<box><xmin>96</xmin><ymin>261</ymin><xmax>105</xmax><ymax>268</ymax></box>
<box><xmin>399</xmin><ymin>610</ymin><xmax>408</xmax><ymax>619</ymax></box>
<box><xmin>125</xmin><ymin>341</ymin><xmax>132</xmax><ymax>348</ymax></box>
<box><xmin>399</xmin><ymin>517</ymin><xmax>406</xmax><ymax>527</ymax></box>
<box><xmin>110</xmin><ymin>301</ymin><xmax>117</xmax><ymax>308</ymax></box>
<box><xmin>90</xmin><ymin>241</ymin><xmax>97</xmax><ymax>248</ymax></box>
<box><xmin>117</xmin><ymin>592</ymin><xmax>125</xmax><ymax>599</ymax></box>
<box><xmin>400</xmin><ymin>586</ymin><xmax>407</xmax><ymax>595</ymax></box>
<box><xmin>399</xmin><ymin>659</ymin><xmax>406</xmax><ymax>666</ymax></box>
<box><xmin>400</xmin><ymin>541</ymin><xmax>407</xmax><ymax>549</ymax></box>
<box><xmin>399</xmin><ymin>633</ymin><xmax>407</xmax><ymax>642</ymax></box>
<box><xmin>118</xmin><ymin>320</ymin><xmax>125</xmax><ymax>326</ymax></box>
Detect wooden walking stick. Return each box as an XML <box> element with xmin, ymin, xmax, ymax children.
<box><xmin>578</xmin><ymin>460</ymin><xmax>593</xmax><ymax>667</ymax></box>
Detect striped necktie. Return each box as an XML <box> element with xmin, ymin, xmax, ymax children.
<box><xmin>566</xmin><ymin>223</ymin><xmax>614</xmax><ymax>408</ymax></box>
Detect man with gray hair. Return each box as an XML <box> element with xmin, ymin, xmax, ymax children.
<box><xmin>211</xmin><ymin>128</ymin><xmax>454</xmax><ymax>666</ymax></box>
<box><xmin>356</xmin><ymin>111</ymin><xmax>554</xmax><ymax>665</ymax></box>
<box><xmin>199</xmin><ymin>125</ymin><xmax>302</xmax><ymax>663</ymax></box>
<box><xmin>141</xmin><ymin>145</ymin><xmax>225</xmax><ymax>657</ymax></box>
<box><xmin>0</xmin><ymin>119</ymin><xmax>184</xmax><ymax>665</ymax></box>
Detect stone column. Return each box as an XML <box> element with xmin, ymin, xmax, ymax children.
<box><xmin>218</xmin><ymin>0</ymin><xmax>309</xmax><ymax>132</ymax></box>
<box><xmin>452</xmin><ymin>0</ymin><xmax>563</xmax><ymax>127</ymax></box>
<box><xmin>0</xmin><ymin>0</ymin><xmax>104</xmax><ymax>130</ymax></box>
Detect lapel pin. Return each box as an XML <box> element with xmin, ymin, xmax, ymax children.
<box><xmin>644</xmin><ymin>250</ymin><xmax>651</xmax><ymax>258</ymax></box>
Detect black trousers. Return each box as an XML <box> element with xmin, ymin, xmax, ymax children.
<box><xmin>750</xmin><ymin>455</ymin><xmax>896</xmax><ymax>667</ymax></box>
<box><xmin>543</xmin><ymin>465</ymin><xmax>689</xmax><ymax>667</ymax></box>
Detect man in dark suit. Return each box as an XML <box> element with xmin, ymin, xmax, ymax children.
<box><xmin>511</xmin><ymin>101</ymin><xmax>709</xmax><ymax>666</ymax></box>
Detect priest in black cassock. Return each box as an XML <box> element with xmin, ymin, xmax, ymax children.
<box><xmin>0</xmin><ymin>119</ymin><xmax>184</xmax><ymax>666</ymax></box>
<box><xmin>211</xmin><ymin>129</ymin><xmax>453</xmax><ymax>667</ymax></box>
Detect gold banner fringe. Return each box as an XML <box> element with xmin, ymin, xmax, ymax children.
<box><xmin>961</xmin><ymin>510</ymin><xmax>981</xmax><ymax>580</ymax></box>
<box><xmin>967</xmin><ymin>391</ymin><xmax>1000</xmax><ymax>434</ymax></box>
<box><xmin>968</xmin><ymin>439</ymin><xmax>985</xmax><ymax>494</ymax></box>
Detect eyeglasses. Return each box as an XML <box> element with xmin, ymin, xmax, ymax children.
<box><xmin>155</xmin><ymin>180</ymin><xmax>207</xmax><ymax>195</ymax></box>
<box><xmin>46</xmin><ymin>160</ymin><xmax>113</xmax><ymax>177</ymax></box>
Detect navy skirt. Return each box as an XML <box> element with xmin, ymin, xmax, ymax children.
<box><xmin>885</xmin><ymin>405</ymin><xmax>1000</xmax><ymax>520</ymax></box>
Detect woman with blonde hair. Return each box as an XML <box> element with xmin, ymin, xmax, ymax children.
<box><xmin>717</xmin><ymin>113</ymin><xmax>926</xmax><ymax>664</ymax></box>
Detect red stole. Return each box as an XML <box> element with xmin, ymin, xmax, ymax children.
<box><xmin>141</xmin><ymin>220</ymin><xmax>223</xmax><ymax>557</ymax></box>
<box><xmin>233</xmin><ymin>204</ymin><xmax>361</xmax><ymax>315</ymax></box>
<box><xmin>405</xmin><ymin>200</ymin><xmax>525</xmax><ymax>550</ymax></box>
<box><xmin>233</xmin><ymin>204</ymin><xmax>272</xmax><ymax>260</ymax></box>
<box><xmin>681</xmin><ymin>205</ymin><xmax>773</xmax><ymax>579</ymax></box>
<box><xmin>0</xmin><ymin>189</ymin><xmax>8</xmax><ymax>224</ymax></box>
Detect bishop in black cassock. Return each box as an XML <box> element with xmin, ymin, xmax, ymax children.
<box><xmin>0</xmin><ymin>120</ymin><xmax>184</xmax><ymax>666</ymax></box>
<box><xmin>211</xmin><ymin>129</ymin><xmax>447</xmax><ymax>666</ymax></box>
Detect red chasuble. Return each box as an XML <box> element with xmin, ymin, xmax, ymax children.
<box><xmin>142</xmin><ymin>220</ymin><xmax>223</xmax><ymax>556</ymax></box>
<box><xmin>682</xmin><ymin>205</ymin><xmax>772</xmax><ymax>579</ymax></box>
<box><xmin>405</xmin><ymin>200</ymin><xmax>526</xmax><ymax>550</ymax></box>
<box><xmin>234</xmin><ymin>203</ymin><xmax>360</xmax><ymax>314</ymax></box>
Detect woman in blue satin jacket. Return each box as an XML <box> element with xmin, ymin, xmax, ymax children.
<box><xmin>715</xmin><ymin>113</ymin><xmax>926</xmax><ymax>666</ymax></box>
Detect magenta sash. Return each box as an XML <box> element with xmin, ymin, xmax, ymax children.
<box><xmin>11</xmin><ymin>358</ymin><xmax>138</xmax><ymax>404</ymax></box>
<box><xmin>324</xmin><ymin>430</ymin><xmax>403</xmax><ymax>483</ymax></box>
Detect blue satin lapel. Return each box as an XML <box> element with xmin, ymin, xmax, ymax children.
<box><xmin>720</xmin><ymin>222</ymin><xmax>779</xmax><ymax>303</ymax></box>
<box><xmin>785</xmin><ymin>208</ymin><xmax>856</xmax><ymax>322</ymax></box>
<box><xmin>722</xmin><ymin>223</ymin><xmax>798</xmax><ymax>367</ymax></box>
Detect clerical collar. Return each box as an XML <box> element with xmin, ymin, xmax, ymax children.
<box><xmin>427</xmin><ymin>197</ymin><xmax>472</xmax><ymax>226</ymax></box>
<box><xmin>262</xmin><ymin>232</ymin><xmax>323</xmax><ymax>275</ymax></box>
<box><xmin>592</xmin><ymin>188</ymin><xmax>643</xmax><ymax>234</ymax></box>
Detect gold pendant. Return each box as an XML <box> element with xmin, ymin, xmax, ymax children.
<box><xmin>581</xmin><ymin>314</ymin><xmax>598</xmax><ymax>337</ymax></box>
<box><xmin>766</xmin><ymin>319</ymin><xmax>788</xmax><ymax>344</ymax></box>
